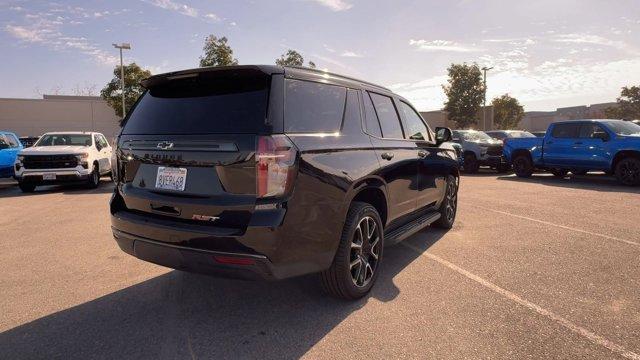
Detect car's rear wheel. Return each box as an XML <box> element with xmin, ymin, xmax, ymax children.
<box><xmin>87</xmin><ymin>164</ymin><xmax>100</xmax><ymax>188</ymax></box>
<box><xmin>513</xmin><ymin>155</ymin><xmax>533</xmax><ymax>178</ymax></box>
<box><xmin>463</xmin><ymin>153</ymin><xmax>479</xmax><ymax>173</ymax></box>
<box><xmin>615</xmin><ymin>157</ymin><xmax>640</xmax><ymax>186</ymax></box>
<box><xmin>433</xmin><ymin>175</ymin><xmax>458</xmax><ymax>229</ymax></box>
<box><xmin>18</xmin><ymin>182</ymin><xmax>36</xmax><ymax>193</ymax></box>
<box><xmin>320</xmin><ymin>202</ymin><xmax>384</xmax><ymax>300</ymax></box>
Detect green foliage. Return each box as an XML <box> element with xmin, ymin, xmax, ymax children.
<box><xmin>491</xmin><ymin>94</ymin><xmax>525</xmax><ymax>129</ymax></box>
<box><xmin>100</xmin><ymin>62</ymin><xmax>151</xmax><ymax>121</ymax></box>
<box><xmin>199</xmin><ymin>35</ymin><xmax>238</xmax><ymax>67</ymax></box>
<box><xmin>275</xmin><ymin>49</ymin><xmax>316</xmax><ymax>68</ymax></box>
<box><xmin>442</xmin><ymin>63</ymin><xmax>485</xmax><ymax>129</ymax></box>
<box><xmin>605</xmin><ymin>86</ymin><xmax>640</xmax><ymax>120</ymax></box>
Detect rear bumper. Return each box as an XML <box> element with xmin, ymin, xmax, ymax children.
<box><xmin>112</xmin><ymin>227</ymin><xmax>277</xmax><ymax>280</ymax></box>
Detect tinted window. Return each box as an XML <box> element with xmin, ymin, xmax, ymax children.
<box><xmin>551</xmin><ymin>123</ymin><xmax>580</xmax><ymax>138</ymax></box>
<box><xmin>579</xmin><ymin>124</ymin><xmax>607</xmax><ymax>139</ymax></box>
<box><xmin>284</xmin><ymin>79</ymin><xmax>346</xmax><ymax>133</ymax></box>
<box><xmin>602</xmin><ymin>120</ymin><xmax>640</xmax><ymax>136</ymax></box>
<box><xmin>399</xmin><ymin>101</ymin><xmax>430</xmax><ymax>141</ymax></box>
<box><xmin>369</xmin><ymin>93</ymin><xmax>403</xmax><ymax>139</ymax></box>
<box><xmin>363</xmin><ymin>91</ymin><xmax>382</xmax><ymax>137</ymax></box>
<box><xmin>123</xmin><ymin>75</ymin><xmax>269</xmax><ymax>135</ymax></box>
<box><xmin>487</xmin><ymin>132</ymin><xmax>506</xmax><ymax>140</ymax></box>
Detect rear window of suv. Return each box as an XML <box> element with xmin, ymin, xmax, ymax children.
<box><xmin>122</xmin><ymin>73</ymin><xmax>270</xmax><ymax>135</ymax></box>
<box><xmin>284</xmin><ymin>79</ymin><xmax>347</xmax><ymax>133</ymax></box>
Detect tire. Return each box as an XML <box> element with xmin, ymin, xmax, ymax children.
<box><xmin>18</xmin><ymin>183</ymin><xmax>36</xmax><ymax>193</ymax></box>
<box><xmin>615</xmin><ymin>157</ymin><xmax>640</xmax><ymax>186</ymax></box>
<box><xmin>320</xmin><ymin>202</ymin><xmax>384</xmax><ymax>300</ymax></box>
<box><xmin>87</xmin><ymin>164</ymin><xmax>100</xmax><ymax>189</ymax></box>
<box><xmin>433</xmin><ymin>175</ymin><xmax>458</xmax><ymax>229</ymax></box>
<box><xmin>463</xmin><ymin>153</ymin><xmax>479</xmax><ymax>173</ymax></box>
<box><xmin>512</xmin><ymin>155</ymin><xmax>533</xmax><ymax>178</ymax></box>
<box><xmin>551</xmin><ymin>169</ymin><xmax>568</xmax><ymax>178</ymax></box>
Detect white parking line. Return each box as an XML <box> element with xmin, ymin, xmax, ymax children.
<box><xmin>401</xmin><ymin>242</ymin><xmax>640</xmax><ymax>360</ymax></box>
<box><xmin>466</xmin><ymin>204</ymin><xmax>640</xmax><ymax>247</ymax></box>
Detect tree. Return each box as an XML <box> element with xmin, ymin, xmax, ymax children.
<box><xmin>275</xmin><ymin>49</ymin><xmax>316</xmax><ymax>68</ymax></box>
<box><xmin>605</xmin><ymin>85</ymin><xmax>640</xmax><ymax>120</ymax></box>
<box><xmin>199</xmin><ymin>35</ymin><xmax>238</xmax><ymax>67</ymax></box>
<box><xmin>100</xmin><ymin>62</ymin><xmax>151</xmax><ymax>121</ymax></box>
<box><xmin>491</xmin><ymin>94</ymin><xmax>525</xmax><ymax>129</ymax></box>
<box><xmin>442</xmin><ymin>63</ymin><xmax>485</xmax><ymax>128</ymax></box>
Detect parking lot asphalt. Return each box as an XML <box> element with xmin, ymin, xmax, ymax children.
<box><xmin>1</xmin><ymin>172</ymin><xmax>639</xmax><ymax>359</ymax></box>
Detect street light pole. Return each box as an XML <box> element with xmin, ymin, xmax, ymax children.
<box><xmin>112</xmin><ymin>43</ymin><xmax>131</xmax><ymax>118</ymax></box>
<box><xmin>481</xmin><ymin>66</ymin><xmax>493</xmax><ymax>130</ymax></box>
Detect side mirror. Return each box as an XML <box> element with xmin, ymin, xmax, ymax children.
<box><xmin>435</xmin><ymin>127</ymin><xmax>453</xmax><ymax>145</ymax></box>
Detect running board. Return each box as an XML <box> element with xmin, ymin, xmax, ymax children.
<box><xmin>384</xmin><ymin>211</ymin><xmax>441</xmax><ymax>246</ymax></box>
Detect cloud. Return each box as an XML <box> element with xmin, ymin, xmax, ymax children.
<box><xmin>409</xmin><ymin>39</ymin><xmax>481</xmax><ymax>52</ymax></box>
<box><xmin>307</xmin><ymin>0</ymin><xmax>353</xmax><ymax>11</ymax></box>
<box><xmin>204</xmin><ymin>13</ymin><xmax>220</xmax><ymax>21</ymax></box>
<box><xmin>142</xmin><ymin>0</ymin><xmax>198</xmax><ymax>17</ymax></box>
<box><xmin>4</xmin><ymin>13</ymin><xmax>118</xmax><ymax>66</ymax></box>
<box><xmin>340</xmin><ymin>50</ymin><xmax>363</xmax><ymax>58</ymax></box>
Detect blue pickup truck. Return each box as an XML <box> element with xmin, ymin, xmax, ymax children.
<box><xmin>503</xmin><ymin>119</ymin><xmax>640</xmax><ymax>186</ymax></box>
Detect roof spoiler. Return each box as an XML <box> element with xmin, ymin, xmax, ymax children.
<box><xmin>140</xmin><ymin>65</ymin><xmax>283</xmax><ymax>89</ymax></box>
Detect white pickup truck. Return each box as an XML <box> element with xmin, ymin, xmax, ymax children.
<box><xmin>14</xmin><ymin>131</ymin><xmax>112</xmax><ymax>192</ymax></box>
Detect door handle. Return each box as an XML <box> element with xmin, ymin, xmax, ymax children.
<box><xmin>417</xmin><ymin>150</ymin><xmax>427</xmax><ymax>158</ymax></box>
<box><xmin>381</xmin><ymin>152</ymin><xmax>394</xmax><ymax>161</ymax></box>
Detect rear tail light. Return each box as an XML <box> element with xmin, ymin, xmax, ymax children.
<box><xmin>256</xmin><ymin>135</ymin><xmax>297</xmax><ymax>198</ymax></box>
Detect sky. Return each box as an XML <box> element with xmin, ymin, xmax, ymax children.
<box><xmin>1</xmin><ymin>0</ymin><xmax>639</xmax><ymax>111</ymax></box>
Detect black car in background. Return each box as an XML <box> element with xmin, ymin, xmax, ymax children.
<box><xmin>110</xmin><ymin>65</ymin><xmax>459</xmax><ymax>299</ymax></box>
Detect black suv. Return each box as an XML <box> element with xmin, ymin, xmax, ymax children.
<box><xmin>110</xmin><ymin>65</ymin><xmax>459</xmax><ymax>299</ymax></box>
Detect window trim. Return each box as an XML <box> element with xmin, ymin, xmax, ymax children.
<box><xmin>397</xmin><ymin>99</ymin><xmax>436</xmax><ymax>144</ymax></box>
<box><xmin>363</xmin><ymin>91</ymin><xmax>407</xmax><ymax>141</ymax></box>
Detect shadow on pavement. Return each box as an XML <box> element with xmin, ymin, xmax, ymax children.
<box><xmin>0</xmin><ymin>228</ymin><xmax>448</xmax><ymax>359</ymax></box>
<box><xmin>0</xmin><ymin>178</ymin><xmax>114</xmax><ymax>198</ymax></box>
<box><xmin>497</xmin><ymin>173</ymin><xmax>640</xmax><ymax>194</ymax></box>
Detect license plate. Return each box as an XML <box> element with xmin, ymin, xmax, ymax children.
<box><xmin>43</xmin><ymin>173</ymin><xmax>56</xmax><ymax>180</ymax></box>
<box><xmin>155</xmin><ymin>167</ymin><xmax>187</xmax><ymax>191</ymax></box>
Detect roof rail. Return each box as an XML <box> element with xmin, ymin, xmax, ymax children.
<box><xmin>283</xmin><ymin>65</ymin><xmax>391</xmax><ymax>92</ymax></box>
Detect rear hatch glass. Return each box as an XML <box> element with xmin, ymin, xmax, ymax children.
<box><xmin>122</xmin><ymin>70</ymin><xmax>270</xmax><ymax>135</ymax></box>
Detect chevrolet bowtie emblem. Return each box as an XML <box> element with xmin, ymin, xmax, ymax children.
<box><xmin>156</xmin><ymin>141</ymin><xmax>174</xmax><ymax>150</ymax></box>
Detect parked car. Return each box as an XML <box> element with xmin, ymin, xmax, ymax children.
<box><xmin>14</xmin><ymin>131</ymin><xmax>112</xmax><ymax>192</ymax></box>
<box><xmin>531</xmin><ymin>131</ymin><xmax>546</xmax><ymax>138</ymax></box>
<box><xmin>0</xmin><ymin>131</ymin><xmax>23</xmax><ymax>178</ymax></box>
<box><xmin>452</xmin><ymin>129</ymin><xmax>509</xmax><ymax>173</ymax></box>
<box><xmin>486</xmin><ymin>130</ymin><xmax>536</xmax><ymax>141</ymax></box>
<box><xmin>110</xmin><ymin>65</ymin><xmax>460</xmax><ymax>300</ymax></box>
<box><xmin>503</xmin><ymin>119</ymin><xmax>640</xmax><ymax>185</ymax></box>
<box><xmin>19</xmin><ymin>136</ymin><xmax>40</xmax><ymax>148</ymax></box>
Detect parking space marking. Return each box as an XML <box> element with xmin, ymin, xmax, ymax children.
<box><xmin>465</xmin><ymin>203</ymin><xmax>640</xmax><ymax>247</ymax></box>
<box><xmin>401</xmin><ymin>242</ymin><xmax>640</xmax><ymax>360</ymax></box>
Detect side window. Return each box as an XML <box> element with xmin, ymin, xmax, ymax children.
<box><xmin>99</xmin><ymin>135</ymin><xmax>110</xmax><ymax>148</ymax></box>
<box><xmin>551</xmin><ymin>123</ymin><xmax>580</xmax><ymax>138</ymax></box>
<box><xmin>284</xmin><ymin>79</ymin><xmax>346</xmax><ymax>133</ymax></box>
<box><xmin>578</xmin><ymin>124</ymin><xmax>607</xmax><ymax>139</ymax></box>
<box><xmin>369</xmin><ymin>92</ymin><xmax>403</xmax><ymax>139</ymax></box>
<box><xmin>362</xmin><ymin>91</ymin><xmax>382</xmax><ymax>137</ymax></box>
<box><xmin>5</xmin><ymin>134</ymin><xmax>20</xmax><ymax>148</ymax></box>
<box><xmin>93</xmin><ymin>135</ymin><xmax>101</xmax><ymax>149</ymax></box>
<box><xmin>490</xmin><ymin>132</ymin><xmax>506</xmax><ymax>140</ymax></box>
<box><xmin>399</xmin><ymin>101</ymin><xmax>430</xmax><ymax>141</ymax></box>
